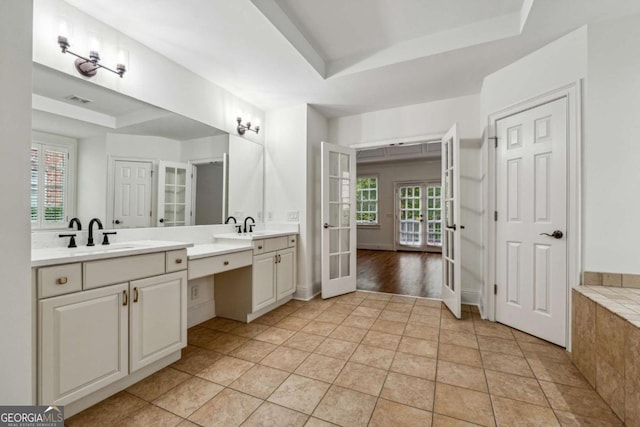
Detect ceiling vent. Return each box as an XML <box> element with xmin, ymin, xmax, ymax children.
<box><xmin>64</xmin><ymin>94</ymin><xmax>93</xmax><ymax>104</ymax></box>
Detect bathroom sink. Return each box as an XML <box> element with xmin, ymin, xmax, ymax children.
<box><xmin>71</xmin><ymin>244</ymin><xmax>137</xmax><ymax>256</ymax></box>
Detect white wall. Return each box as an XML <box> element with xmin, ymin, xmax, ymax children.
<box><xmin>356</xmin><ymin>159</ymin><xmax>441</xmax><ymax>250</ymax></box>
<box><xmin>584</xmin><ymin>12</ymin><xmax>640</xmax><ymax>274</ymax></box>
<box><xmin>181</xmin><ymin>134</ymin><xmax>229</xmax><ymax>163</ymax></box>
<box><xmin>228</xmin><ymin>134</ymin><xmax>264</xmax><ymax>222</ymax></box>
<box><xmin>0</xmin><ymin>0</ymin><xmax>34</xmax><ymax>404</ymax></box>
<box><xmin>328</xmin><ymin>94</ymin><xmax>481</xmax><ymax>145</ymax></box>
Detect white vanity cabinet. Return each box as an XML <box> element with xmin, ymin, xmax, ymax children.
<box><xmin>36</xmin><ymin>247</ymin><xmax>188</xmax><ymax>408</ymax></box>
<box><xmin>251</xmin><ymin>236</ymin><xmax>297</xmax><ymax>312</ymax></box>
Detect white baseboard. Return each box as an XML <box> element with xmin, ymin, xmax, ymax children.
<box><xmin>462</xmin><ymin>289</ymin><xmax>481</xmax><ymax>305</ymax></box>
<box><xmin>293</xmin><ymin>283</ymin><xmax>315</xmax><ymax>300</ymax></box>
<box><xmin>294</xmin><ymin>290</ymin><xmax>321</xmax><ymax>301</ymax></box>
<box><xmin>188</xmin><ymin>300</ymin><xmax>216</xmax><ymax>328</ymax></box>
<box><xmin>357</xmin><ymin>243</ymin><xmax>395</xmax><ymax>251</ymax></box>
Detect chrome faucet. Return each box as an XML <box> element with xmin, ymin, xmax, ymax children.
<box><xmin>243</xmin><ymin>216</ymin><xmax>255</xmax><ymax>233</ymax></box>
<box><xmin>87</xmin><ymin>218</ymin><xmax>103</xmax><ymax>246</ymax></box>
<box><xmin>68</xmin><ymin>217</ymin><xmax>82</xmax><ymax>231</ymax></box>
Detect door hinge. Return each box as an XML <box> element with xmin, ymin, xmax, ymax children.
<box><xmin>494</xmin><ymin>284</ymin><xmax>497</xmax><ymax>295</ymax></box>
<box><xmin>488</xmin><ymin>136</ymin><xmax>498</xmax><ymax>148</ymax></box>
<box><xmin>494</xmin><ymin>211</ymin><xmax>498</xmax><ymax>221</ymax></box>
<box><xmin>150</xmin><ymin>210</ymin><xmax>152</xmax><ymax>217</ymax></box>
<box><xmin>151</xmin><ymin>170</ymin><xmax>154</xmax><ymax>177</ymax></box>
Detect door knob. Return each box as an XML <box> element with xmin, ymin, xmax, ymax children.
<box><xmin>540</xmin><ymin>230</ymin><xmax>563</xmax><ymax>239</ymax></box>
<box><xmin>114</xmin><ymin>219</ymin><xmax>122</xmax><ymax>225</ymax></box>
<box><xmin>323</xmin><ymin>223</ymin><xmax>335</xmax><ymax>229</ymax></box>
<box><xmin>446</xmin><ymin>224</ymin><xmax>457</xmax><ymax>231</ymax></box>
<box><xmin>159</xmin><ymin>218</ymin><xmax>164</xmax><ymax>223</ymax></box>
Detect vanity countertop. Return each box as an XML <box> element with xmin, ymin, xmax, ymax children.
<box><xmin>187</xmin><ymin>242</ymin><xmax>253</xmax><ymax>260</ymax></box>
<box><xmin>32</xmin><ymin>240</ymin><xmax>193</xmax><ymax>267</ymax></box>
<box><xmin>214</xmin><ymin>230</ymin><xmax>297</xmax><ymax>241</ymax></box>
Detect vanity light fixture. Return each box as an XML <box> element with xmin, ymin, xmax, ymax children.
<box><xmin>236</xmin><ymin>117</ymin><xmax>260</xmax><ymax>135</ymax></box>
<box><xmin>57</xmin><ymin>35</ymin><xmax>126</xmax><ymax>78</ymax></box>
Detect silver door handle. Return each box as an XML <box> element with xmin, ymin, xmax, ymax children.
<box><xmin>540</xmin><ymin>230</ymin><xmax>563</xmax><ymax>239</ymax></box>
<box><xmin>323</xmin><ymin>223</ymin><xmax>336</xmax><ymax>229</ymax></box>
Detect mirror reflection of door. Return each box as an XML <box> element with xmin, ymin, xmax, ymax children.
<box><xmin>395</xmin><ymin>181</ymin><xmax>443</xmax><ymax>252</ymax></box>
<box><xmin>192</xmin><ymin>160</ymin><xmax>226</xmax><ymax>225</ymax></box>
<box><xmin>157</xmin><ymin>161</ymin><xmax>192</xmax><ymax>227</ymax></box>
<box><xmin>113</xmin><ymin>160</ymin><xmax>152</xmax><ymax>229</ymax></box>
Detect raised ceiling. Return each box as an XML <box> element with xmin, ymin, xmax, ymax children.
<box><xmin>62</xmin><ymin>0</ymin><xmax>640</xmax><ymax>117</ymax></box>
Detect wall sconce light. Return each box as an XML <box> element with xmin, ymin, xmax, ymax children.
<box><xmin>57</xmin><ymin>33</ymin><xmax>126</xmax><ymax>78</ymax></box>
<box><xmin>237</xmin><ymin>117</ymin><xmax>260</xmax><ymax>135</ymax></box>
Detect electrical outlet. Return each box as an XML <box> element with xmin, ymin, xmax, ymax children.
<box><xmin>267</xmin><ymin>211</ymin><xmax>273</xmax><ymax>221</ymax></box>
<box><xmin>257</xmin><ymin>211</ymin><xmax>263</xmax><ymax>222</ymax></box>
<box><xmin>190</xmin><ymin>285</ymin><xmax>199</xmax><ymax>301</ymax></box>
<box><xmin>287</xmin><ymin>210</ymin><xmax>299</xmax><ymax>221</ymax></box>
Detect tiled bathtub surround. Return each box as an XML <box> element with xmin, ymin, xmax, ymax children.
<box><xmin>67</xmin><ymin>291</ymin><xmax>623</xmax><ymax>426</ymax></box>
<box><xmin>584</xmin><ymin>271</ymin><xmax>640</xmax><ymax>289</ymax></box>
<box><xmin>572</xmin><ymin>287</ymin><xmax>640</xmax><ymax>425</ymax></box>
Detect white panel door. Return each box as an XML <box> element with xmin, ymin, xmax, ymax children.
<box><xmin>113</xmin><ymin>161</ymin><xmax>152</xmax><ymax>228</ymax></box>
<box><xmin>129</xmin><ymin>271</ymin><xmax>187</xmax><ymax>372</ymax></box>
<box><xmin>441</xmin><ymin>124</ymin><xmax>461</xmax><ymax>318</ymax></box>
<box><xmin>321</xmin><ymin>142</ymin><xmax>357</xmax><ymax>299</ymax></box>
<box><xmin>496</xmin><ymin>98</ymin><xmax>567</xmax><ymax>346</ymax></box>
<box><xmin>157</xmin><ymin>161</ymin><xmax>192</xmax><ymax>227</ymax></box>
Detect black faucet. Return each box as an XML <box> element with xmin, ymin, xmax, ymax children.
<box><xmin>68</xmin><ymin>217</ymin><xmax>82</xmax><ymax>231</ymax></box>
<box><xmin>87</xmin><ymin>218</ymin><xmax>103</xmax><ymax>246</ymax></box>
<box><xmin>224</xmin><ymin>216</ymin><xmax>237</xmax><ymax>224</ymax></box>
<box><xmin>243</xmin><ymin>216</ymin><xmax>255</xmax><ymax>233</ymax></box>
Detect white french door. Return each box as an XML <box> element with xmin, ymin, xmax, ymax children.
<box><xmin>113</xmin><ymin>160</ymin><xmax>152</xmax><ymax>228</ymax></box>
<box><xmin>396</xmin><ymin>182</ymin><xmax>443</xmax><ymax>251</ymax></box>
<box><xmin>441</xmin><ymin>124</ymin><xmax>461</xmax><ymax>318</ymax></box>
<box><xmin>495</xmin><ymin>98</ymin><xmax>567</xmax><ymax>346</ymax></box>
<box><xmin>157</xmin><ymin>161</ymin><xmax>192</xmax><ymax>227</ymax></box>
<box><xmin>321</xmin><ymin>142</ymin><xmax>357</xmax><ymax>299</ymax></box>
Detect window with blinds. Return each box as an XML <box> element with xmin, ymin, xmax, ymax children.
<box><xmin>31</xmin><ymin>142</ymin><xmax>72</xmax><ymax>228</ymax></box>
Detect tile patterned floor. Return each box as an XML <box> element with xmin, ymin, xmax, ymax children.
<box><xmin>67</xmin><ymin>291</ymin><xmax>623</xmax><ymax>426</ymax></box>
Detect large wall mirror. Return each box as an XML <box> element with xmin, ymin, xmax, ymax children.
<box><xmin>31</xmin><ymin>64</ymin><xmax>264</xmax><ymax>230</ymax></box>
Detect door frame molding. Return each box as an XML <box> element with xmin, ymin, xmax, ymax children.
<box><xmin>484</xmin><ymin>80</ymin><xmax>583</xmax><ymax>350</ymax></box>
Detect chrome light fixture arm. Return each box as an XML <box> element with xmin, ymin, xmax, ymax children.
<box><xmin>58</xmin><ymin>35</ymin><xmax>126</xmax><ymax>78</ymax></box>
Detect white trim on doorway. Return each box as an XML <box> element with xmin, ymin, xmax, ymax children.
<box><xmin>484</xmin><ymin>80</ymin><xmax>583</xmax><ymax>351</ymax></box>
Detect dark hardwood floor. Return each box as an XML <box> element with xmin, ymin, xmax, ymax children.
<box><xmin>357</xmin><ymin>249</ymin><xmax>442</xmax><ymax>298</ymax></box>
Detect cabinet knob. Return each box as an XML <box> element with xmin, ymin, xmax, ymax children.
<box><xmin>57</xmin><ymin>277</ymin><xmax>68</xmax><ymax>285</ymax></box>
<box><xmin>257</xmin><ymin>245</ymin><xmax>263</xmax><ymax>250</ymax></box>
<box><xmin>175</xmin><ymin>258</ymin><xmax>183</xmax><ymax>264</ymax></box>
<box><xmin>291</xmin><ymin>239</ymin><xmax>295</xmax><ymax>243</ymax></box>
<box><xmin>223</xmin><ymin>261</ymin><xmax>229</xmax><ymax>266</ymax></box>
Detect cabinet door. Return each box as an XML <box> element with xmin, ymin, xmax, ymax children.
<box><xmin>252</xmin><ymin>252</ymin><xmax>276</xmax><ymax>311</ymax></box>
<box><xmin>39</xmin><ymin>283</ymin><xmax>129</xmax><ymax>405</ymax></box>
<box><xmin>276</xmin><ymin>247</ymin><xmax>296</xmax><ymax>299</ymax></box>
<box><xmin>130</xmin><ymin>271</ymin><xmax>187</xmax><ymax>372</ymax></box>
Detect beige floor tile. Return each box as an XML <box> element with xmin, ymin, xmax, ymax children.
<box><xmin>201</xmin><ymin>317</ymin><xmax>243</xmax><ymax>332</ymax></box>
<box><xmin>359</xmin><ymin>299</ymin><xmax>388</xmax><ymax>310</ymax></box>
<box><xmin>229</xmin><ymin>339</ymin><xmax>278</xmax><ymax>363</ymax></box>
<box><xmin>283</xmin><ymin>331</ymin><xmax>326</xmax><ymax>352</ymax></box>
<box><xmin>289</xmin><ymin>307</ymin><xmax>324</xmax><ymax>320</ymax></box>
<box><xmin>432</xmin><ymin>413</ymin><xmax>482</xmax><ymax>426</ymax></box>
<box><xmin>404</xmin><ymin>323</ymin><xmax>440</xmax><ymax>341</ymax></box>
<box><xmin>196</xmin><ymin>355</ymin><xmax>255</xmax><ymax>386</ymax></box>
<box><xmin>385</xmin><ymin>302</ymin><xmax>414</xmax><ymax>313</ymax></box>
<box><xmin>314</xmin><ymin>337</ymin><xmax>358</xmax><ymax>360</ymax></box>
<box><xmin>187</xmin><ymin>327</ymin><xmax>223</xmax><ymax>347</ymax></box>
<box><xmin>434</xmin><ymin>383</ymin><xmax>495</xmax><ymax>426</ymax></box>
<box><xmin>512</xmin><ymin>329</ymin><xmax>553</xmax><ymax>345</ymax></box>
<box><xmin>253</xmin><ymin>311</ymin><xmax>288</xmax><ymax>326</ymax></box>
<box><xmin>334</xmin><ymin>361</ymin><xmax>387</xmax><ymax>396</ymax></box>
<box><xmin>491</xmin><ymin>396</ymin><xmax>559</xmax><ymax>427</ymax></box>
<box><xmin>350</xmin><ymin>344</ymin><xmax>395</xmax><ymax>369</ymax></box>
<box><xmin>254</xmin><ymin>327</ymin><xmax>296</xmax><ymax>345</ymax></box>
<box><xmin>379</xmin><ymin>309</ymin><xmax>411</xmax><ymax>322</ymax></box>
<box><xmin>369</xmin><ymin>398</ymin><xmax>433</xmax><ymax>427</ymax></box>
<box><xmin>473</xmin><ymin>321</ymin><xmax>515</xmax><ymax>340</ymax></box>
<box><xmin>228</xmin><ymin>322</ymin><xmax>270</xmax><ymax>338</ymax></box>
<box><xmin>260</xmin><ymin>346</ymin><xmax>310</xmax><ymax>372</ymax></box>
<box><xmin>115</xmin><ymin>404</ymin><xmax>183</xmax><ymax>427</ymax></box>
<box><xmin>177</xmin><ymin>420</ymin><xmax>201</xmax><ymax>427</ymax></box>
<box><xmin>441</xmin><ymin>318</ymin><xmax>476</xmax><ymax>334</ymax></box>
<box><xmin>365</xmin><ymin>292</ymin><xmax>393</xmax><ymax>301</ymax></box>
<box><xmin>381</xmin><ymin>372</ymin><xmax>435</xmax><ymax>411</ymax></box>
<box><xmin>477</xmin><ymin>335</ymin><xmax>523</xmax><ymax>357</ymax></box>
<box><xmin>351</xmin><ymin>306</ymin><xmax>382</xmax><ymax>318</ymax></box>
<box><xmin>412</xmin><ymin>306</ymin><xmax>442</xmax><ymax>318</ymax></box>
<box><xmin>126</xmin><ymin>367</ymin><xmax>191</xmax><ymax>401</ymax></box>
<box><xmin>203</xmin><ymin>333</ymin><xmax>249</xmax><ymax>354</ymax></box>
<box><xmin>439</xmin><ymin>343</ymin><xmax>482</xmax><ymax>367</ymax></box>
<box><xmin>325</xmin><ymin>302</ymin><xmax>357</xmax><ymax>314</ymax></box>
<box><xmin>362</xmin><ymin>330</ymin><xmax>402</xmax><ymax>350</ymax></box>
<box><xmin>436</xmin><ymin>360</ymin><xmax>488</xmax><ymax>393</ymax></box>
<box><xmin>295</xmin><ymin>353</ymin><xmax>346</xmax><ymax>383</ymax></box>
<box><xmin>398</xmin><ymin>336</ymin><xmax>439</xmax><ymax>358</ymax></box>
<box><xmin>229</xmin><ymin>364</ymin><xmax>289</xmax><ymax>399</ymax></box>
<box><xmin>553</xmin><ymin>410</ymin><xmax>623</xmax><ymax>426</ymax></box>
<box><xmin>540</xmin><ymin>381</ymin><xmax>621</xmax><ymax>424</ymax></box>
<box><xmin>390</xmin><ymin>295</ymin><xmax>417</xmax><ymax>305</ymax></box>
<box><xmin>275</xmin><ymin>316</ymin><xmax>312</xmax><ymax>331</ymax></box>
<box><xmin>300</xmin><ymin>320</ymin><xmax>338</xmax><ymax>337</ymax></box>
<box><xmin>390</xmin><ymin>351</ymin><xmax>437</xmax><ymax>380</ymax></box>
<box><xmin>328</xmin><ymin>324</ymin><xmax>367</xmax><ymax>343</ymax></box>
<box><xmin>171</xmin><ymin>345</ymin><xmax>223</xmax><ymax>375</ymax></box>
<box><xmin>153</xmin><ymin>377</ymin><xmax>224</xmax><ymax>418</ymax></box>
<box><xmin>439</xmin><ymin>330</ymin><xmax>478</xmax><ymax>349</ymax></box>
<box><xmin>415</xmin><ymin>298</ymin><xmax>443</xmax><ymax>308</ymax></box>
<box><xmin>313</xmin><ymin>385</ymin><xmax>377</xmax><ymax>427</ymax></box>
<box><xmin>528</xmin><ymin>355</ymin><xmax>591</xmax><ymax>389</ymax></box>
<box><xmin>370</xmin><ymin>319</ymin><xmax>407</xmax><ymax>335</ymax></box>
<box><xmin>341</xmin><ymin>314</ymin><xmax>376</xmax><ymax>330</ymax></box>
<box><xmin>409</xmin><ymin>313</ymin><xmax>442</xmax><ymax>327</ymax></box>
<box><xmin>241</xmin><ymin>402</ymin><xmax>308</xmax><ymax>427</ymax></box>
<box><xmin>519</xmin><ymin>341</ymin><xmax>571</xmax><ymax>362</ymax></box>
<box><xmin>188</xmin><ymin>388</ymin><xmax>262</xmax><ymax>427</ymax></box>
<box><xmin>268</xmin><ymin>374</ymin><xmax>331</xmax><ymax>415</ymax></box>
<box><xmin>481</xmin><ymin>351</ymin><xmax>534</xmax><ymax>378</ymax></box>
<box><xmin>485</xmin><ymin>370</ymin><xmax>548</xmax><ymax>407</ymax></box>
<box><xmin>315</xmin><ymin>311</ymin><xmax>349</xmax><ymax>324</ymax></box>
<box><xmin>66</xmin><ymin>391</ymin><xmax>147</xmax><ymax>427</ymax></box>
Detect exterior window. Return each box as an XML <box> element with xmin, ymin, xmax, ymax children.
<box><xmin>426</xmin><ymin>185</ymin><xmax>442</xmax><ymax>246</ymax></box>
<box><xmin>356</xmin><ymin>176</ymin><xmax>378</xmax><ymax>224</ymax></box>
<box><xmin>31</xmin><ymin>141</ymin><xmax>74</xmax><ymax>229</ymax></box>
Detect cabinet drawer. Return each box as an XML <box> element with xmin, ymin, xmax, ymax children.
<box><xmin>252</xmin><ymin>240</ymin><xmax>265</xmax><ymax>255</ymax></box>
<box><xmin>188</xmin><ymin>250</ymin><xmax>253</xmax><ymax>280</ymax></box>
<box><xmin>84</xmin><ymin>253</ymin><xmax>165</xmax><ymax>290</ymax></box>
<box><xmin>287</xmin><ymin>235</ymin><xmax>297</xmax><ymax>248</ymax></box>
<box><xmin>166</xmin><ymin>249</ymin><xmax>187</xmax><ymax>273</ymax></box>
<box><xmin>38</xmin><ymin>263</ymin><xmax>82</xmax><ymax>299</ymax></box>
<box><xmin>264</xmin><ymin>236</ymin><xmax>288</xmax><ymax>253</ymax></box>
